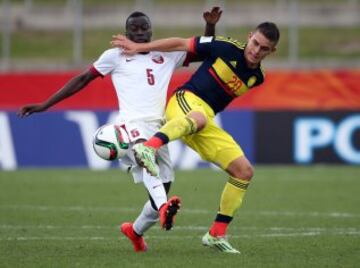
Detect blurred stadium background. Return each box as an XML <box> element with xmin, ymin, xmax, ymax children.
<box><xmin>0</xmin><ymin>1</ymin><xmax>359</xmax><ymax>267</ymax></box>
<box><xmin>1</xmin><ymin>0</ymin><xmax>359</xmax><ymax>69</ymax></box>
<box><xmin>1</xmin><ymin>0</ymin><xmax>359</xmax><ymax>168</ymax></box>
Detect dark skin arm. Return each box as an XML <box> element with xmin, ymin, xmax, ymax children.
<box><xmin>203</xmin><ymin>6</ymin><xmax>222</xmax><ymax>36</ymax></box>
<box><xmin>17</xmin><ymin>69</ymin><xmax>99</xmax><ymax>117</ymax></box>
<box><xmin>186</xmin><ymin>6</ymin><xmax>222</xmax><ymax>62</ymax></box>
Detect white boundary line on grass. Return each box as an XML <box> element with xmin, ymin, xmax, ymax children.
<box><xmin>1</xmin><ymin>225</ymin><xmax>359</xmax><ymax>233</ymax></box>
<box><xmin>1</xmin><ymin>225</ymin><xmax>360</xmax><ymax>242</ymax></box>
<box><xmin>1</xmin><ymin>230</ymin><xmax>360</xmax><ymax>241</ymax></box>
<box><xmin>1</xmin><ymin>205</ymin><xmax>359</xmax><ymax>218</ymax></box>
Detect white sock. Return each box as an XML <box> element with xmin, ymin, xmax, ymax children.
<box><xmin>133</xmin><ymin>200</ymin><xmax>159</xmax><ymax>235</ymax></box>
<box><xmin>142</xmin><ymin>171</ymin><xmax>167</xmax><ymax>210</ymax></box>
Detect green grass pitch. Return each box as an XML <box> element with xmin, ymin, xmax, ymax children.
<box><xmin>1</xmin><ymin>166</ymin><xmax>359</xmax><ymax>267</ymax></box>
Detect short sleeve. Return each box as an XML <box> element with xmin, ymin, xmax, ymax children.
<box><xmin>93</xmin><ymin>48</ymin><xmax>121</xmax><ymax>76</ymax></box>
<box><xmin>191</xmin><ymin>36</ymin><xmax>215</xmax><ymax>58</ymax></box>
<box><xmin>165</xmin><ymin>51</ymin><xmax>188</xmax><ymax>68</ymax></box>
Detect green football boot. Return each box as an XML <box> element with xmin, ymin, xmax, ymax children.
<box><xmin>202</xmin><ymin>232</ymin><xmax>240</xmax><ymax>254</ymax></box>
<box><xmin>133</xmin><ymin>143</ymin><xmax>159</xmax><ymax>177</ymax></box>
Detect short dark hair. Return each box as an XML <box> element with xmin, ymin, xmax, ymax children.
<box><xmin>255</xmin><ymin>22</ymin><xmax>280</xmax><ymax>44</ymax></box>
<box><xmin>126</xmin><ymin>11</ymin><xmax>151</xmax><ymax>27</ymax></box>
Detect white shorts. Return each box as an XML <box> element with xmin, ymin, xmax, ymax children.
<box><xmin>118</xmin><ymin>118</ymin><xmax>174</xmax><ymax>184</ymax></box>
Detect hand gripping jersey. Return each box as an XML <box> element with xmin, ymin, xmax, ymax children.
<box><xmin>180</xmin><ymin>36</ymin><xmax>265</xmax><ymax>114</ymax></box>
<box><xmin>92</xmin><ymin>48</ymin><xmax>188</xmax><ymax>121</ymax></box>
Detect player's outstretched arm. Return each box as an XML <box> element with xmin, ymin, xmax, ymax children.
<box><xmin>17</xmin><ymin>70</ymin><xmax>98</xmax><ymax>117</ymax></box>
<box><xmin>111</xmin><ymin>35</ymin><xmax>191</xmax><ymax>55</ymax></box>
<box><xmin>203</xmin><ymin>6</ymin><xmax>222</xmax><ymax>36</ymax></box>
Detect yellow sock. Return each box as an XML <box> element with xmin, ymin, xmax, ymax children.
<box><xmin>160</xmin><ymin>116</ymin><xmax>197</xmax><ymax>141</ymax></box>
<box><xmin>219</xmin><ymin>176</ymin><xmax>250</xmax><ymax>217</ymax></box>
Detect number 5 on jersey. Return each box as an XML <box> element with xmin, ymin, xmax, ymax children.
<box><xmin>146</xmin><ymin>68</ymin><xmax>155</xmax><ymax>85</ymax></box>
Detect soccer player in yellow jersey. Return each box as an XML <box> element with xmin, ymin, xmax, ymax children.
<box><xmin>112</xmin><ymin>22</ymin><xmax>280</xmax><ymax>253</ymax></box>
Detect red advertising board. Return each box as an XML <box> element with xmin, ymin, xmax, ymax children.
<box><xmin>1</xmin><ymin>70</ymin><xmax>359</xmax><ymax>110</ymax></box>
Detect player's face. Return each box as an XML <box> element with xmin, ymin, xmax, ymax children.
<box><xmin>126</xmin><ymin>16</ymin><xmax>152</xmax><ymax>43</ymax></box>
<box><xmin>244</xmin><ymin>31</ymin><xmax>276</xmax><ymax>67</ymax></box>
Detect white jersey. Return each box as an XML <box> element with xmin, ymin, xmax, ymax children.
<box><xmin>93</xmin><ymin>48</ymin><xmax>188</xmax><ymax>183</ymax></box>
<box><xmin>93</xmin><ymin>48</ymin><xmax>187</xmax><ymax>122</ymax></box>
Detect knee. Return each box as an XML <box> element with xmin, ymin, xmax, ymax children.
<box><xmin>230</xmin><ymin>162</ymin><xmax>254</xmax><ymax>181</ymax></box>
<box><xmin>188</xmin><ymin>111</ymin><xmax>207</xmax><ymax>131</ymax></box>
<box><xmin>241</xmin><ymin>164</ymin><xmax>254</xmax><ymax>180</ymax></box>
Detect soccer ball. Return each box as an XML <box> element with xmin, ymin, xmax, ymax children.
<box><xmin>93</xmin><ymin>124</ymin><xmax>130</xmax><ymax>160</ymax></box>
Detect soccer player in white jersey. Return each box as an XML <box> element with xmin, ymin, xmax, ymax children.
<box><xmin>18</xmin><ymin>8</ymin><xmax>222</xmax><ymax>252</ymax></box>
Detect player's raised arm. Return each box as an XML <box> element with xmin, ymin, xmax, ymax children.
<box><xmin>110</xmin><ymin>6</ymin><xmax>222</xmax><ymax>55</ymax></box>
<box><xmin>203</xmin><ymin>6</ymin><xmax>222</xmax><ymax>36</ymax></box>
<box><xmin>111</xmin><ymin>35</ymin><xmax>192</xmax><ymax>55</ymax></box>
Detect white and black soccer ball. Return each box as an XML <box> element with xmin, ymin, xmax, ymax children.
<box><xmin>93</xmin><ymin>124</ymin><xmax>130</xmax><ymax>160</ymax></box>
